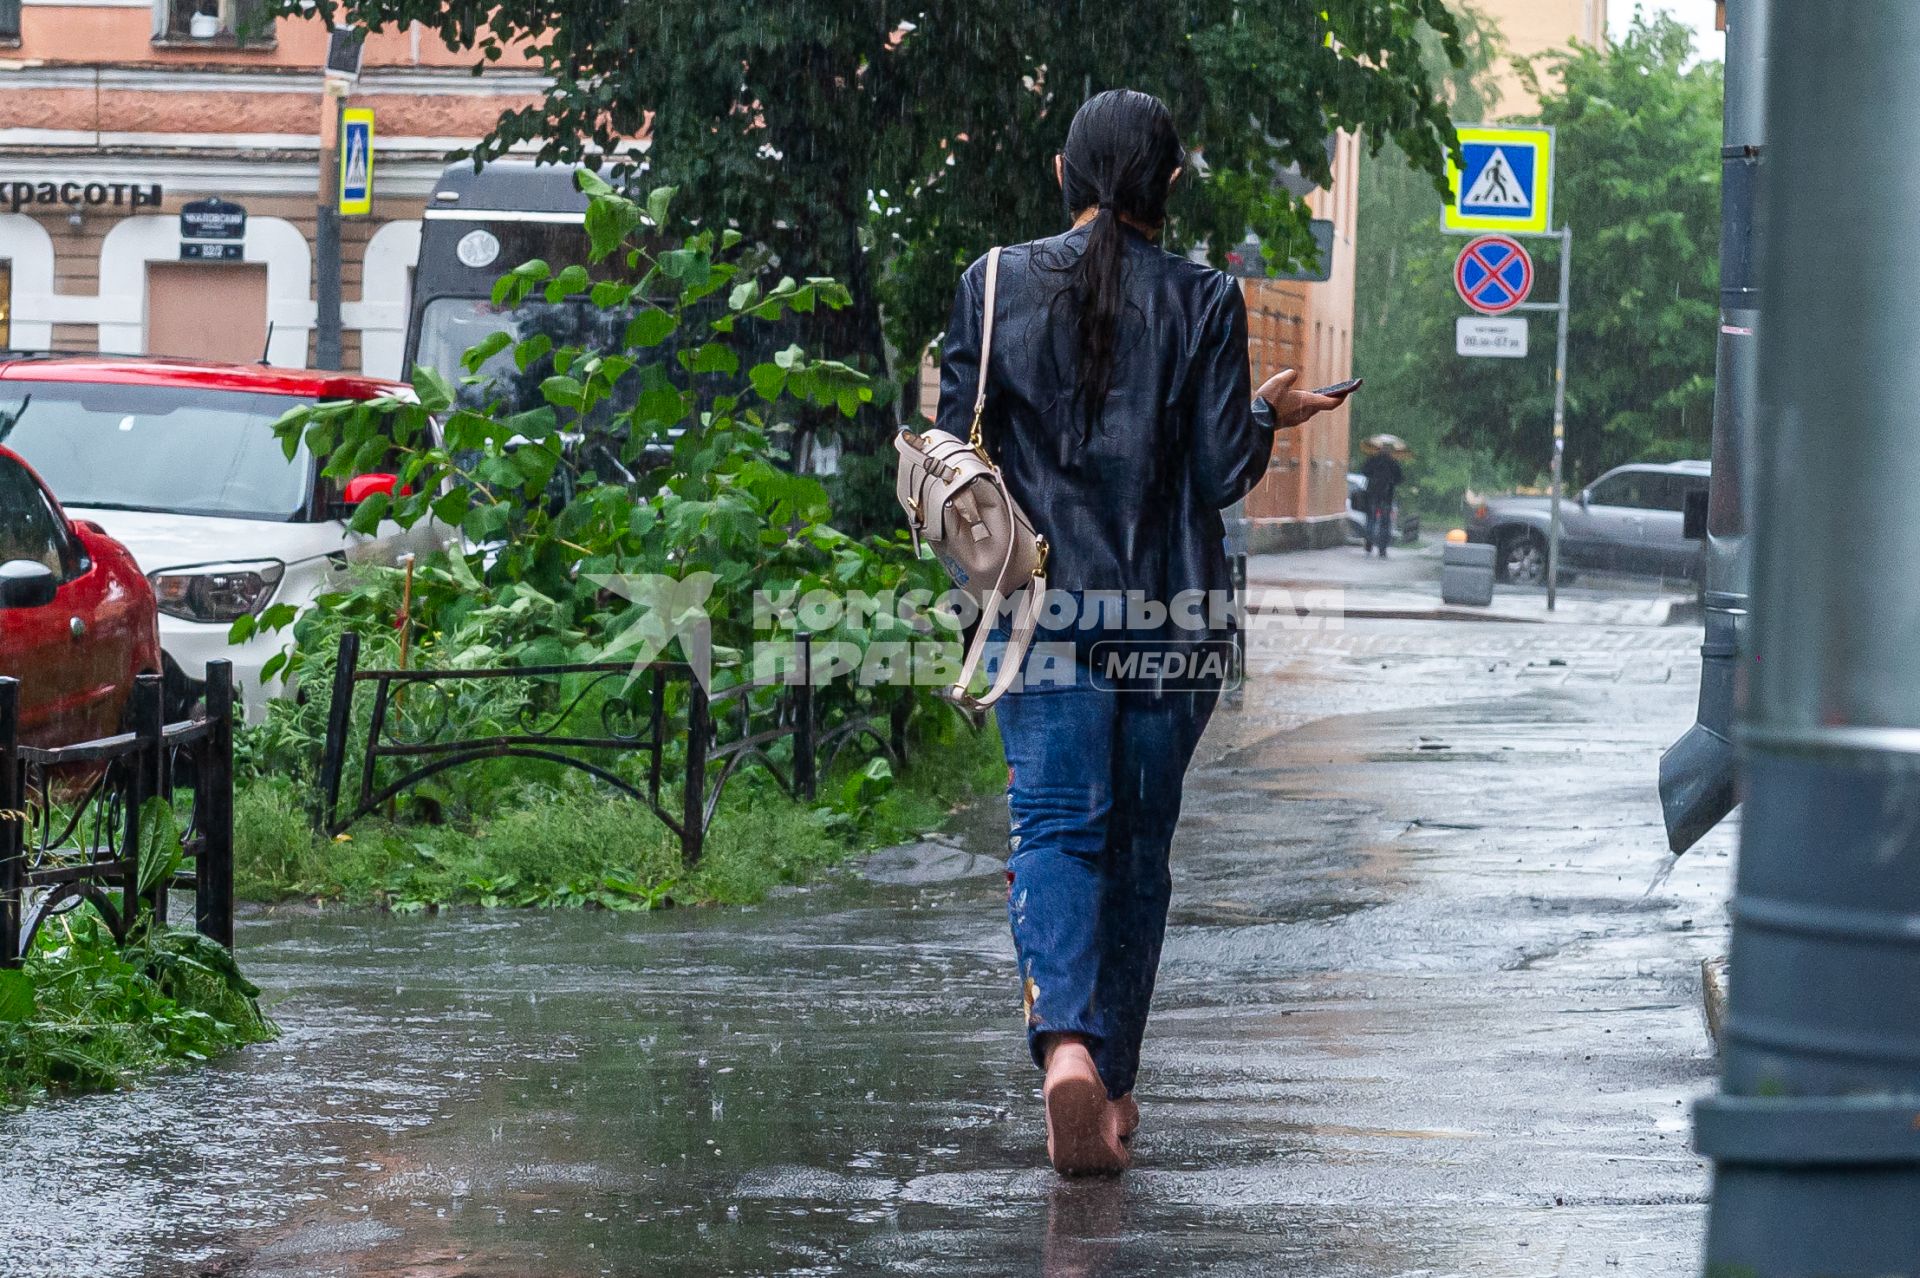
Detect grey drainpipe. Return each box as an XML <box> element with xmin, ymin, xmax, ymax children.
<box><xmin>1657</xmin><ymin>0</ymin><xmax>1766</xmax><ymax>855</ymax></box>
<box><xmin>1695</xmin><ymin>3</ymin><xmax>1920</xmax><ymax>1268</ymax></box>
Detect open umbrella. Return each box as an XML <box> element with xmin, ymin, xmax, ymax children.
<box><xmin>1361</xmin><ymin>433</ymin><xmax>1412</xmax><ymax>458</ymax></box>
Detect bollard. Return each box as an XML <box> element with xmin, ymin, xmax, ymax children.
<box><xmin>0</xmin><ymin>679</ymin><xmax>21</xmax><ymax>967</ymax></box>
<box><xmin>197</xmin><ymin>661</ymin><xmax>235</xmax><ymax>949</ymax></box>
<box><xmin>1439</xmin><ymin>541</ymin><xmax>1496</xmax><ymax>608</ymax></box>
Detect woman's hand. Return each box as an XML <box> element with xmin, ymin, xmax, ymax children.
<box><xmin>1256</xmin><ymin>368</ymin><xmax>1343</xmax><ymax>430</ymax></box>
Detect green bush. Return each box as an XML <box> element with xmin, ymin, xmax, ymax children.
<box><xmin>248</xmin><ymin>173</ymin><xmax>945</xmax><ymax>701</ymax></box>
<box><xmin>234</xmin><ymin>715</ymin><xmax>1005</xmax><ymax>912</ymax></box>
<box><xmin>228</xmin><ymin>173</ymin><xmax>1002</xmax><ymax>913</ymax></box>
<box><xmin>1403</xmin><ymin>445</ymin><xmax>1528</xmax><ymax>526</ymax></box>
<box><xmin>0</xmin><ymin>914</ymin><xmax>276</xmax><ymax>1104</ymax></box>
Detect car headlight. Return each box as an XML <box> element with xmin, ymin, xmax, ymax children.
<box><xmin>149</xmin><ymin>560</ymin><xmax>286</xmax><ymax>623</ymax></box>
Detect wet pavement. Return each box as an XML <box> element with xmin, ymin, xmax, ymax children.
<box><xmin>1248</xmin><ymin>542</ymin><xmax>1700</xmax><ymax>628</ymax></box>
<box><xmin>0</xmin><ymin>606</ymin><xmax>1733</xmax><ymax>1277</ymax></box>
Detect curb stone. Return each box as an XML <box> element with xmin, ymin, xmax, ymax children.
<box><xmin>1702</xmin><ymin>955</ymin><xmax>1730</xmax><ymax>1051</ymax></box>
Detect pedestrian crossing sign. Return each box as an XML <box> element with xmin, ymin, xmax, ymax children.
<box><xmin>1443</xmin><ymin>125</ymin><xmax>1554</xmax><ymax>236</ymax></box>
<box><xmin>339</xmin><ymin>107</ymin><xmax>375</xmax><ymax>217</ymax></box>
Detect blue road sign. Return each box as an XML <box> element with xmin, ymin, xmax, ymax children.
<box><xmin>339</xmin><ymin>107</ymin><xmax>374</xmax><ymax>216</ymax></box>
<box><xmin>1444</xmin><ymin>125</ymin><xmax>1555</xmax><ymax>236</ymax></box>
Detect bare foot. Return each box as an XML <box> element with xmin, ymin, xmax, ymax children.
<box><xmin>1042</xmin><ymin>1041</ymin><xmax>1130</xmax><ymax>1175</ymax></box>
<box><xmin>1111</xmin><ymin>1093</ymin><xmax>1140</xmax><ymax>1145</ymax></box>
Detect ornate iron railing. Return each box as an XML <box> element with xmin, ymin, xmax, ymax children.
<box><xmin>314</xmin><ymin>633</ymin><xmax>917</xmax><ymax>865</ymax></box>
<box><xmin>0</xmin><ymin>663</ymin><xmax>236</xmax><ymax>967</ymax></box>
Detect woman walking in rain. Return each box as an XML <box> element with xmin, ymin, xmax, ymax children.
<box><xmin>934</xmin><ymin>89</ymin><xmax>1350</xmax><ymax>1174</ymax></box>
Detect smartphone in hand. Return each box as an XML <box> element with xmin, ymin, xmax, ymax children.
<box><xmin>1311</xmin><ymin>378</ymin><xmax>1364</xmax><ymax>399</ymax></box>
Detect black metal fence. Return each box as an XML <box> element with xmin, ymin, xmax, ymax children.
<box><xmin>0</xmin><ymin>662</ymin><xmax>236</xmax><ymax>967</ymax></box>
<box><xmin>315</xmin><ymin>632</ymin><xmax>917</xmax><ymax>865</ymax></box>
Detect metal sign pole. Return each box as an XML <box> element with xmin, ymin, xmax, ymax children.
<box><xmin>1447</xmin><ymin>123</ymin><xmax>1565</xmax><ymax>605</ymax></box>
<box><xmin>315</xmin><ymin>81</ymin><xmax>346</xmax><ymax>371</ymax></box>
<box><xmin>1546</xmin><ymin>226</ymin><xmax>1572</xmax><ymax>612</ymax></box>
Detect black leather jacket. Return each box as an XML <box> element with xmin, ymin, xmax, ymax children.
<box><xmin>935</xmin><ymin>225</ymin><xmax>1278</xmax><ymax>616</ymax></box>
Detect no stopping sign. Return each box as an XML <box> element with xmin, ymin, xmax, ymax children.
<box><xmin>1454</xmin><ymin>234</ymin><xmax>1534</xmax><ymax>316</ymax></box>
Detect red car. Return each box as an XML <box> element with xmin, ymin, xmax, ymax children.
<box><xmin>0</xmin><ymin>445</ymin><xmax>161</xmax><ymax>746</ymax></box>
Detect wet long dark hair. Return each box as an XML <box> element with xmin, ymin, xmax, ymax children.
<box><xmin>1056</xmin><ymin>90</ymin><xmax>1183</xmax><ymax>436</ymax></box>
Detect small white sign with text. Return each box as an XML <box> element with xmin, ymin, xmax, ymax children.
<box><xmin>1456</xmin><ymin>315</ymin><xmax>1529</xmax><ymax>359</ymax></box>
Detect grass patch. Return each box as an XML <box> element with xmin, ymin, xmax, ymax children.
<box><xmin>0</xmin><ymin>914</ymin><xmax>278</xmax><ymax>1105</ymax></box>
<box><xmin>235</xmin><ymin>715</ymin><xmax>1006</xmax><ymax>912</ymax></box>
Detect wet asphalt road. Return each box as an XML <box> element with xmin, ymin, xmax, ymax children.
<box><xmin>0</xmin><ymin>600</ymin><xmax>1733</xmax><ymax>1277</ymax></box>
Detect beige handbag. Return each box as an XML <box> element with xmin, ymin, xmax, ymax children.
<box><xmin>895</xmin><ymin>246</ymin><xmax>1050</xmax><ymax>710</ymax></box>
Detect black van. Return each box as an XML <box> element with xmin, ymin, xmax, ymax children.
<box><xmin>403</xmin><ymin>161</ymin><xmax>655</xmax><ymax>485</ymax></box>
<box><xmin>404</xmin><ymin>161</ymin><xmax>593</xmax><ymax>407</ymax></box>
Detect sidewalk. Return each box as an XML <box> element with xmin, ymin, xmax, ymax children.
<box><xmin>1249</xmin><ymin>543</ymin><xmax>1695</xmax><ymax>628</ymax></box>
<box><xmin>0</xmin><ymin>613</ymin><xmax>1731</xmax><ymax>1277</ymax></box>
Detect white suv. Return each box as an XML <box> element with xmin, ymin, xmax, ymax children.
<box><xmin>0</xmin><ymin>355</ymin><xmax>444</xmax><ymax>720</ymax></box>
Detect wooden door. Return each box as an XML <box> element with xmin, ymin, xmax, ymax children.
<box><xmin>145</xmin><ymin>261</ymin><xmax>269</xmax><ymax>364</ymax></box>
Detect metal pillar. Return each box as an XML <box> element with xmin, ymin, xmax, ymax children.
<box><xmin>1545</xmin><ymin>225</ymin><xmax>1571</xmax><ymax>612</ymax></box>
<box><xmin>1695</xmin><ymin>3</ymin><xmax>1920</xmax><ymax>1270</ymax></box>
<box><xmin>0</xmin><ymin>679</ymin><xmax>21</xmax><ymax>968</ymax></box>
<box><xmin>196</xmin><ymin>661</ymin><xmax>235</xmax><ymax>950</ymax></box>
<box><xmin>1658</xmin><ymin>0</ymin><xmax>1768</xmax><ymax>853</ymax></box>
<box><xmin>314</xmin><ymin>82</ymin><xmax>346</xmax><ymax>370</ymax></box>
<box><xmin>1512</xmin><ymin>229</ymin><xmax>1574</xmax><ymax>610</ymax></box>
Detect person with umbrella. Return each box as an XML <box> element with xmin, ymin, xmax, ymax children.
<box><xmin>1359</xmin><ymin>434</ymin><xmax>1409</xmax><ymax>557</ymax></box>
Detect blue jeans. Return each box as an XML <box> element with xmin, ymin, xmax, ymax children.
<box><xmin>1366</xmin><ymin>501</ymin><xmax>1394</xmax><ymax>552</ymax></box>
<box><xmin>994</xmin><ymin>649</ymin><xmax>1219</xmax><ymax>1099</ymax></box>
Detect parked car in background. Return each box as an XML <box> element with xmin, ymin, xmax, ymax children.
<box><xmin>1464</xmin><ymin>459</ymin><xmax>1710</xmax><ymax>585</ymax></box>
<box><xmin>0</xmin><ymin>355</ymin><xmax>445</xmax><ymax>720</ymax></box>
<box><xmin>1346</xmin><ymin>472</ymin><xmax>1421</xmax><ymax>546</ymax></box>
<box><xmin>0</xmin><ymin>445</ymin><xmax>161</xmax><ymax>746</ymax></box>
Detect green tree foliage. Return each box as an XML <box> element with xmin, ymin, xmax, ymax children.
<box><xmin>249</xmin><ymin>181</ymin><xmax>958</xmax><ymax>813</ymax></box>
<box><xmin>0</xmin><ymin>915</ymin><xmax>275</xmax><ymax>1103</ymax></box>
<box><xmin>1350</xmin><ymin>4</ymin><xmax>1507</xmax><ymax>503</ymax></box>
<box><xmin>255</xmin><ymin>177</ymin><xmax>914</xmax><ymax>678</ymax></box>
<box><xmin>1354</xmin><ymin>12</ymin><xmax>1721</xmax><ymax>501</ymax></box>
<box><xmin>233</xmin><ymin>182</ymin><xmax>1012</xmax><ymax>912</ymax></box>
<box><xmin>0</xmin><ymin>800</ymin><xmax>276</xmax><ymax>1104</ymax></box>
<box><xmin>278</xmin><ymin>0</ymin><xmax>1465</xmax><ymax>433</ymax></box>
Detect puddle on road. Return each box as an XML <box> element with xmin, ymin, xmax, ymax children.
<box><xmin>1166</xmin><ymin>897</ymin><xmax>1378</xmax><ymax>929</ymax></box>
<box><xmin>1278</xmin><ymin>1122</ymin><xmax>1494</xmax><ymax>1142</ymax></box>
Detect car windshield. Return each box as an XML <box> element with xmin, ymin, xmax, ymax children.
<box><xmin>417</xmin><ymin>297</ymin><xmax>634</xmax><ymax>417</ymax></box>
<box><xmin>0</xmin><ymin>381</ymin><xmax>314</xmax><ymax>521</ymax></box>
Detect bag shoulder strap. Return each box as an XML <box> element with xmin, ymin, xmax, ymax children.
<box><xmin>968</xmin><ymin>246</ymin><xmax>1002</xmax><ymax>449</ymax></box>
<box><xmin>945</xmin><ymin>573</ymin><xmax>1047</xmax><ymax>712</ymax></box>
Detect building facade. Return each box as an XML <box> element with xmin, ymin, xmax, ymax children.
<box><xmin>1473</xmin><ymin>0</ymin><xmax>1610</xmax><ymax>119</ymax></box>
<box><xmin>1237</xmin><ymin>129</ymin><xmax>1360</xmax><ymax>551</ymax></box>
<box><xmin>0</xmin><ymin>3</ymin><xmax>540</xmax><ymax>375</ymax></box>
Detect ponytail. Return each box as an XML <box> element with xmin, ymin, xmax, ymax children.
<box><xmin>1073</xmin><ymin>207</ymin><xmax>1130</xmax><ymax>440</ymax></box>
<box><xmin>1056</xmin><ymin>90</ymin><xmax>1183</xmax><ymax>439</ymax></box>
